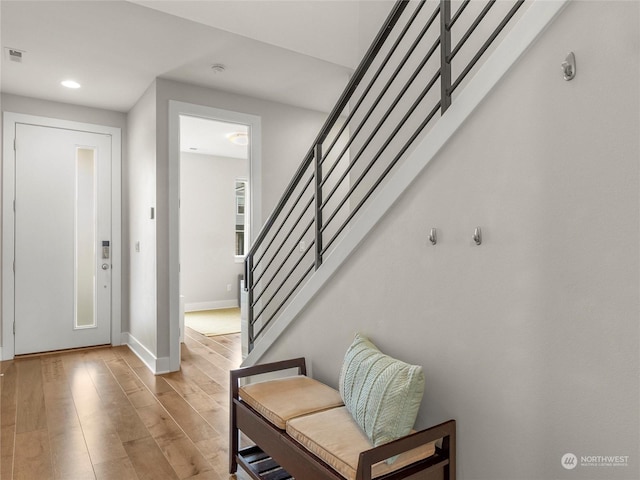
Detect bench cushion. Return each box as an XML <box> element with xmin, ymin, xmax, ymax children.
<box><xmin>239</xmin><ymin>375</ymin><xmax>344</xmax><ymax>429</ymax></box>
<box><xmin>339</xmin><ymin>333</ymin><xmax>425</xmax><ymax>449</ymax></box>
<box><xmin>286</xmin><ymin>406</ymin><xmax>436</xmax><ymax>480</ymax></box>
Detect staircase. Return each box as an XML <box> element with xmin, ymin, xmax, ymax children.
<box><xmin>242</xmin><ymin>0</ymin><xmax>568</xmax><ymax>363</ymax></box>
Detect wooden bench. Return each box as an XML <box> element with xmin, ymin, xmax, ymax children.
<box><xmin>230</xmin><ymin>357</ymin><xmax>456</xmax><ymax>480</ymax></box>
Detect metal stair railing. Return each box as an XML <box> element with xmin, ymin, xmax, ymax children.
<box><xmin>245</xmin><ymin>0</ymin><xmax>525</xmax><ymax>352</ymax></box>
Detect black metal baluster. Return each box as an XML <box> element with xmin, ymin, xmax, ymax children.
<box><xmin>313</xmin><ymin>144</ymin><xmax>323</xmax><ymax>270</ymax></box>
<box><xmin>246</xmin><ymin>254</ymin><xmax>255</xmax><ymax>350</ymax></box>
<box><xmin>440</xmin><ymin>0</ymin><xmax>452</xmax><ymax>114</ymax></box>
<box><xmin>244</xmin><ymin>0</ymin><xmax>527</xmax><ymax>353</ymax></box>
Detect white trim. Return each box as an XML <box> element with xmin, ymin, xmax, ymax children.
<box><xmin>111</xmin><ymin>120</ymin><xmax>123</xmax><ymax>347</ymax></box>
<box><xmin>2</xmin><ymin>112</ymin><xmax>122</xmax><ymax>360</ymax></box>
<box><xmin>243</xmin><ymin>0</ymin><xmax>569</xmax><ymax>366</ymax></box>
<box><xmin>123</xmin><ymin>332</ymin><xmax>171</xmax><ymax>375</ymax></box>
<box><xmin>185</xmin><ymin>300</ymin><xmax>238</xmax><ymax>312</ymax></box>
<box><xmin>168</xmin><ymin>101</ymin><xmax>262</xmax><ymax>370</ymax></box>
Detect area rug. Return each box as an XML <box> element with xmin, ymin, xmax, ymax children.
<box><xmin>185</xmin><ymin>308</ymin><xmax>241</xmax><ymax>336</ymax></box>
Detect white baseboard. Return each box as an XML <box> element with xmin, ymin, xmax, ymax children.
<box><xmin>122</xmin><ymin>332</ymin><xmax>171</xmax><ymax>375</ymax></box>
<box><xmin>185</xmin><ymin>300</ymin><xmax>238</xmax><ymax>312</ymax></box>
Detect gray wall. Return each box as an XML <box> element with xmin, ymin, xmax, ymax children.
<box><xmin>260</xmin><ymin>2</ymin><xmax>639</xmax><ymax>479</ymax></box>
<box><xmin>155</xmin><ymin>78</ymin><xmax>331</xmax><ymax>220</ymax></box>
<box><xmin>1</xmin><ymin>93</ymin><xmax>127</xmax><ymax>128</ymax></box>
<box><xmin>152</xmin><ymin>78</ymin><xmax>330</xmax><ymax>359</ymax></box>
<box><xmin>126</xmin><ymin>82</ymin><xmax>158</xmax><ymax>355</ymax></box>
<box><xmin>180</xmin><ymin>152</ymin><xmax>247</xmax><ymax>309</ymax></box>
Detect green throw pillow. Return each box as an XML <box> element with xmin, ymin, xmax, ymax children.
<box><xmin>339</xmin><ymin>333</ymin><xmax>425</xmax><ymax>454</ymax></box>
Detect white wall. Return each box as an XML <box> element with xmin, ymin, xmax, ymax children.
<box><xmin>126</xmin><ymin>82</ymin><xmax>158</xmax><ymax>357</ymax></box>
<box><xmin>259</xmin><ymin>2</ymin><xmax>639</xmax><ymax>479</ymax></box>
<box><xmin>180</xmin><ymin>152</ymin><xmax>247</xmax><ymax>309</ymax></box>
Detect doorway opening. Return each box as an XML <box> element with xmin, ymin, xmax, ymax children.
<box><xmin>179</xmin><ymin>116</ymin><xmax>249</xmax><ymax>339</ymax></box>
<box><xmin>169</xmin><ymin>101</ymin><xmax>261</xmax><ymax>370</ymax></box>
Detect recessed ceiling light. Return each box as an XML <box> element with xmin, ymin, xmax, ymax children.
<box><xmin>61</xmin><ymin>80</ymin><xmax>81</xmax><ymax>89</ymax></box>
<box><xmin>226</xmin><ymin>132</ymin><xmax>248</xmax><ymax>146</ymax></box>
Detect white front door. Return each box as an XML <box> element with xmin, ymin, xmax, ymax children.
<box><xmin>14</xmin><ymin>123</ymin><xmax>112</xmax><ymax>355</ymax></box>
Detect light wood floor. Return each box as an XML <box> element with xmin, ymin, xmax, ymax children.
<box><xmin>0</xmin><ymin>328</ymin><xmax>251</xmax><ymax>480</ymax></box>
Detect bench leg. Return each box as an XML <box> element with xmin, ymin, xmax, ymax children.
<box><xmin>230</xmin><ymin>376</ymin><xmax>239</xmax><ymax>473</ymax></box>
<box><xmin>230</xmin><ymin>406</ymin><xmax>238</xmax><ymax>473</ymax></box>
<box><xmin>442</xmin><ymin>424</ymin><xmax>456</xmax><ymax>480</ymax></box>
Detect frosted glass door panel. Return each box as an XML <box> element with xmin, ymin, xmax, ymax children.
<box><xmin>75</xmin><ymin>148</ymin><xmax>96</xmax><ymax>328</ymax></box>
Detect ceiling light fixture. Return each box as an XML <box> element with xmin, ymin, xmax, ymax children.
<box><xmin>210</xmin><ymin>64</ymin><xmax>226</xmax><ymax>74</ymax></box>
<box><xmin>61</xmin><ymin>80</ymin><xmax>81</xmax><ymax>89</ymax></box>
<box><xmin>226</xmin><ymin>132</ymin><xmax>248</xmax><ymax>146</ymax></box>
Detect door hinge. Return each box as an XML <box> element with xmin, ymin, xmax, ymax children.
<box><xmin>13</xmin><ymin>260</ymin><xmax>15</xmax><ymax>273</ymax></box>
<box><xmin>13</xmin><ymin>138</ymin><xmax>16</xmax><ymax>151</ymax></box>
<box><xmin>13</xmin><ymin>322</ymin><xmax>15</xmax><ymax>335</ymax></box>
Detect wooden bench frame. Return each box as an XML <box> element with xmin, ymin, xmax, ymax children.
<box><xmin>230</xmin><ymin>358</ymin><xmax>456</xmax><ymax>480</ymax></box>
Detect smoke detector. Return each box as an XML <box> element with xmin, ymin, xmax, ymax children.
<box><xmin>210</xmin><ymin>64</ymin><xmax>226</xmax><ymax>74</ymax></box>
<box><xmin>4</xmin><ymin>48</ymin><xmax>26</xmax><ymax>63</ymax></box>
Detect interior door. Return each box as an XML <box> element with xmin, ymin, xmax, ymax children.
<box><xmin>14</xmin><ymin>123</ymin><xmax>112</xmax><ymax>355</ymax></box>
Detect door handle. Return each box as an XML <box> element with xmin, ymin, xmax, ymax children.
<box><xmin>102</xmin><ymin>263</ymin><xmax>110</xmax><ymax>270</ymax></box>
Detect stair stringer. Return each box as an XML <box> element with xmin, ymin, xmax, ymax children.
<box><xmin>242</xmin><ymin>0</ymin><xmax>569</xmax><ymax>367</ymax></box>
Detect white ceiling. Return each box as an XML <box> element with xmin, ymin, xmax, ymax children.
<box><xmin>0</xmin><ymin>0</ymin><xmax>393</xmax><ymax>114</ymax></box>
<box><xmin>180</xmin><ymin>115</ymin><xmax>249</xmax><ymax>159</ymax></box>
<box><xmin>131</xmin><ymin>0</ymin><xmax>363</xmax><ymax>69</ymax></box>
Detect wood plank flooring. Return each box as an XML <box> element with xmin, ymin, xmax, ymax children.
<box><xmin>0</xmin><ymin>328</ymin><xmax>252</xmax><ymax>480</ymax></box>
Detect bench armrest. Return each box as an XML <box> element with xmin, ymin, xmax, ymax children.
<box><xmin>230</xmin><ymin>357</ymin><xmax>307</xmax><ymax>397</ymax></box>
<box><xmin>356</xmin><ymin>419</ymin><xmax>456</xmax><ymax>480</ymax></box>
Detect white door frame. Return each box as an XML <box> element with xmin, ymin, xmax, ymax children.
<box><xmin>2</xmin><ymin>112</ymin><xmax>122</xmax><ymax>360</ymax></box>
<box><xmin>168</xmin><ymin>101</ymin><xmax>262</xmax><ymax>370</ymax></box>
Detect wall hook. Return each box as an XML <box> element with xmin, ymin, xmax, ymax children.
<box><xmin>561</xmin><ymin>52</ymin><xmax>576</xmax><ymax>81</ymax></box>
<box><xmin>472</xmin><ymin>227</ymin><xmax>482</xmax><ymax>245</ymax></box>
<box><xmin>428</xmin><ymin>228</ymin><xmax>437</xmax><ymax>245</ymax></box>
